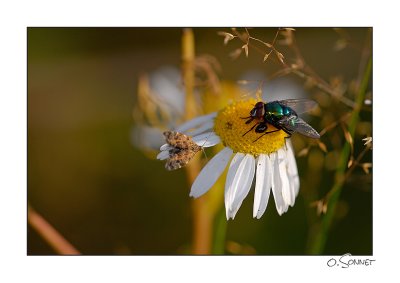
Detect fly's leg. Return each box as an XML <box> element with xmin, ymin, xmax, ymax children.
<box><xmin>281</xmin><ymin>127</ymin><xmax>292</xmax><ymax>139</ymax></box>
<box><xmin>242</xmin><ymin>122</ymin><xmax>259</xmax><ymax>137</ymax></box>
<box><xmin>253</xmin><ymin>129</ymin><xmax>281</xmax><ymax>142</ymax></box>
<box><xmin>255</xmin><ymin>122</ymin><xmax>268</xmax><ymax>133</ymax></box>
<box><xmin>253</xmin><ymin>122</ymin><xmax>280</xmax><ymax>142</ymax></box>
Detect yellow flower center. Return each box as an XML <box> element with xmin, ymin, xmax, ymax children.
<box><xmin>213</xmin><ymin>99</ymin><xmax>288</xmax><ymax>155</ymax></box>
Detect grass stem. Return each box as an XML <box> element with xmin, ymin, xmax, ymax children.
<box><xmin>28</xmin><ymin>206</ymin><xmax>80</xmax><ymax>255</ymax></box>
<box><xmin>308</xmin><ymin>58</ymin><xmax>371</xmax><ymax>254</ymax></box>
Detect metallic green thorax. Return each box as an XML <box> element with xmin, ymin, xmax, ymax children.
<box><xmin>264</xmin><ymin>101</ymin><xmax>295</xmax><ymax>122</ymax></box>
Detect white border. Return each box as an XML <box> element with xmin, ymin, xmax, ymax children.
<box><xmin>1</xmin><ymin>0</ymin><xmax>399</xmax><ymax>282</ymax></box>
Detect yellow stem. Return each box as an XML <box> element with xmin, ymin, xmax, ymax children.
<box><xmin>182</xmin><ymin>28</ymin><xmax>212</xmax><ymax>254</ymax></box>
<box><xmin>182</xmin><ymin>28</ymin><xmax>197</xmax><ymax>121</ymax></box>
<box><xmin>186</xmin><ymin>158</ymin><xmax>212</xmax><ymax>254</ymax></box>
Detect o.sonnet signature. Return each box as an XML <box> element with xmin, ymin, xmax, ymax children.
<box><xmin>327</xmin><ymin>253</ymin><xmax>375</xmax><ymax>268</ymax></box>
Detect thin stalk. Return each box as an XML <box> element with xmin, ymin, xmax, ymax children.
<box><xmin>28</xmin><ymin>206</ymin><xmax>80</xmax><ymax>255</ymax></box>
<box><xmin>232</xmin><ymin>28</ymin><xmax>356</xmax><ymax>108</ymax></box>
<box><xmin>182</xmin><ymin>28</ymin><xmax>197</xmax><ymax>120</ymax></box>
<box><xmin>182</xmin><ymin>28</ymin><xmax>212</xmax><ymax>254</ymax></box>
<box><xmin>211</xmin><ymin>206</ymin><xmax>227</xmax><ymax>254</ymax></box>
<box><xmin>308</xmin><ymin>58</ymin><xmax>371</xmax><ymax>254</ymax></box>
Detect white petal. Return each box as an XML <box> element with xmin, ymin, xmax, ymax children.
<box><xmin>224</xmin><ymin>153</ymin><xmax>245</xmax><ymax>219</ymax></box>
<box><xmin>192</xmin><ymin>132</ymin><xmax>221</xmax><ymax>148</ymax></box>
<box><xmin>190</xmin><ymin>147</ymin><xmax>233</xmax><ymax>198</ymax></box>
<box><xmin>277</xmin><ymin>149</ymin><xmax>294</xmax><ymax>207</ymax></box>
<box><xmin>226</xmin><ymin>154</ymin><xmax>256</xmax><ymax>220</ymax></box>
<box><xmin>160</xmin><ymin>143</ymin><xmax>172</xmax><ymax>151</ymax></box>
<box><xmin>285</xmin><ymin>139</ymin><xmax>300</xmax><ymax>197</ymax></box>
<box><xmin>176</xmin><ymin>112</ymin><xmax>217</xmax><ymax>133</ymax></box>
<box><xmin>192</xmin><ymin>132</ymin><xmax>214</xmax><ymax>143</ymax></box>
<box><xmin>253</xmin><ymin>154</ymin><xmax>272</xmax><ymax>219</ymax></box>
<box><xmin>271</xmin><ymin>152</ymin><xmax>288</xmax><ymax>215</ymax></box>
<box><xmin>185</xmin><ymin>120</ymin><xmax>215</xmax><ymax>136</ymax></box>
<box><xmin>157</xmin><ymin>150</ymin><xmax>170</xmax><ymax>160</ymax></box>
<box><xmin>131</xmin><ymin>126</ymin><xmax>165</xmax><ymax>151</ymax></box>
<box><xmin>200</xmin><ymin>135</ymin><xmax>221</xmax><ymax>148</ymax></box>
<box><xmin>150</xmin><ymin>67</ymin><xmax>185</xmax><ymax>115</ymax></box>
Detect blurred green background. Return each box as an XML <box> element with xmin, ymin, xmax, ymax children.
<box><xmin>28</xmin><ymin>28</ymin><xmax>372</xmax><ymax>255</ymax></box>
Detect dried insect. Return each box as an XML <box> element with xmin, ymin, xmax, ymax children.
<box><xmin>163</xmin><ymin>131</ymin><xmax>201</xmax><ymax>171</ymax></box>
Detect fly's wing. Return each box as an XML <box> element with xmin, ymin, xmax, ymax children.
<box><xmin>278</xmin><ymin>99</ymin><xmax>317</xmax><ymax>114</ymax></box>
<box><xmin>278</xmin><ymin>116</ymin><xmax>320</xmax><ymax>139</ymax></box>
<box><xmin>165</xmin><ymin>149</ymin><xmax>198</xmax><ymax>171</ymax></box>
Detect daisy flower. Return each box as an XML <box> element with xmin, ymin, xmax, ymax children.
<box><xmin>158</xmin><ymin>99</ymin><xmax>304</xmax><ymax>220</ymax></box>
<box><xmin>131</xmin><ymin>66</ymin><xmax>241</xmax><ymax>153</ymax></box>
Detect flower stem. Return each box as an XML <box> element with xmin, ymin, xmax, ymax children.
<box><xmin>28</xmin><ymin>206</ymin><xmax>81</xmax><ymax>255</ymax></box>
<box><xmin>182</xmin><ymin>28</ymin><xmax>213</xmax><ymax>254</ymax></box>
<box><xmin>182</xmin><ymin>28</ymin><xmax>197</xmax><ymax>121</ymax></box>
<box><xmin>211</xmin><ymin>206</ymin><xmax>227</xmax><ymax>254</ymax></box>
<box><xmin>308</xmin><ymin>58</ymin><xmax>371</xmax><ymax>254</ymax></box>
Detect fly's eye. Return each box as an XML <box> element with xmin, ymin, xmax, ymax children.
<box><xmin>250</xmin><ymin>102</ymin><xmax>265</xmax><ymax>117</ymax></box>
<box><xmin>255</xmin><ymin>102</ymin><xmax>264</xmax><ymax>109</ymax></box>
<box><xmin>256</xmin><ymin>108</ymin><xmax>264</xmax><ymax>117</ymax></box>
